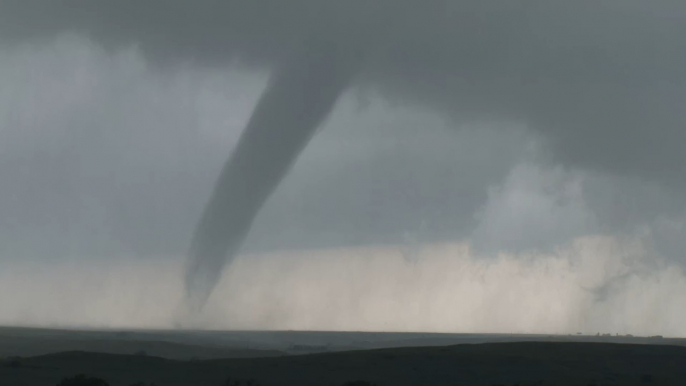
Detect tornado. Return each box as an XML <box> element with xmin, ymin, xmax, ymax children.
<box><xmin>183</xmin><ymin>39</ymin><xmax>361</xmax><ymax>313</ymax></box>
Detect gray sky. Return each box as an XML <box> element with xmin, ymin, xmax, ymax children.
<box><xmin>0</xmin><ymin>1</ymin><xmax>685</xmax><ymax>263</ymax></box>
<box><xmin>1</xmin><ymin>1</ymin><xmax>686</xmax><ymax>333</ymax></box>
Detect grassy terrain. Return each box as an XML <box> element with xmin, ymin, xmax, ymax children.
<box><xmin>3</xmin><ymin>341</ymin><xmax>685</xmax><ymax>386</ymax></box>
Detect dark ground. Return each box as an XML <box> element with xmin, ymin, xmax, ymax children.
<box><xmin>2</xmin><ymin>327</ymin><xmax>686</xmax><ymax>385</ymax></box>
<box><xmin>3</xmin><ymin>341</ymin><xmax>686</xmax><ymax>386</ymax></box>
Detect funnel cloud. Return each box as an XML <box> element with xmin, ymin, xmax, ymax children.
<box><xmin>185</xmin><ymin>39</ymin><xmax>360</xmax><ymax>311</ymax></box>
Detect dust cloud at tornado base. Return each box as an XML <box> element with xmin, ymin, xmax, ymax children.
<box><xmin>2</xmin><ymin>235</ymin><xmax>685</xmax><ymax>336</ymax></box>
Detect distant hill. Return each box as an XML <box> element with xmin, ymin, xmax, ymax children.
<box><xmin>3</xmin><ymin>342</ymin><xmax>686</xmax><ymax>385</ymax></box>
<box><xmin>0</xmin><ymin>327</ymin><xmax>284</xmax><ymax>360</ymax></box>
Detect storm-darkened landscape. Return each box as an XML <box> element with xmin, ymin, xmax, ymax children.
<box><xmin>3</xmin><ymin>327</ymin><xmax>686</xmax><ymax>385</ymax></box>
<box><xmin>1</xmin><ymin>1</ymin><xmax>686</xmax><ymax>385</ymax></box>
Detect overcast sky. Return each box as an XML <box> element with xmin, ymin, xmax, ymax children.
<box><xmin>0</xmin><ymin>1</ymin><xmax>685</xmax><ymax>331</ymax></box>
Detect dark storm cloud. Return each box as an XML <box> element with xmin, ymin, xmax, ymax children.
<box><xmin>2</xmin><ymin>0</ymin><xmax>685</xmax><ymax>186</ymax></box>
<box><xmin>2</xmin><ymin>1</ymin><xmax>686</xmax><ymax>327</ymax></box>
<box><xmin>0</xmin><ymin>38</ymin><xmax>530</xmax><ymax>261</ymax></box>
<box><xmin>2</xmin><ymin>1</ymin><xmax>686</xmax><ymax>282</ymax></box>
<box><xmin>2</xmin><ymin>1</ymin><xmax>686</xmax><ymax>254</ymax></box>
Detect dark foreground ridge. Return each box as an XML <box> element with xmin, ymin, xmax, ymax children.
<box><xmin>3</xmin><ymin>342</ymin><xmax>686</xmax><ymax>386</ymax></box>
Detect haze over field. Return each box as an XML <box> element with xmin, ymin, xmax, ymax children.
<box><xmin>0</xmin><ymin>1</ymin><xmax>685</xmax><ymax>334</ymax></box>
